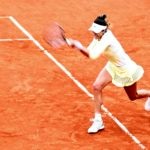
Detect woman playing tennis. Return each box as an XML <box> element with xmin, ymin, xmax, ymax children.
<box><xmin>66</xmin><ymin>14</ymin><xmax>150</xmax><ymax>133</ymax></box>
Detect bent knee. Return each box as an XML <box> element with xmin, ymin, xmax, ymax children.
<box><xmin>93</xmin><ymin>83</ymin><xmax>104</xmax><ymax>92</ymax></box>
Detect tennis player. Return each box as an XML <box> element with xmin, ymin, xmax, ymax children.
<box><xmin>66</xmin><ymin>14</ymin><xmax>150</xmax><ymax>133</ymax></box>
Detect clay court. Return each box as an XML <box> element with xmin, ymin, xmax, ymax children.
<box><xmin>0</xmin><ymin>0</ymin><xmax>150</xmax><ymax>149</ymax></box>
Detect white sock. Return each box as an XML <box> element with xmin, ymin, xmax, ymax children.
<box><xmin>94</xmin><ymin>113</ymin><xmax>102</xmax><ymax>120</ymax></box>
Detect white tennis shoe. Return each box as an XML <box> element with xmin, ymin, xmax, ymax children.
<box><xmin>88</xmin><ymin>115</ymin><xmax>104</xmax><ymax>134</ymax></box>
<box><xmin>144</xmin><ymin>97</ymin><xmax>150</xmax><ymax>111</ymax></box>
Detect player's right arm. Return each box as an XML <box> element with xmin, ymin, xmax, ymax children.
<box><xmin>66</xmin><ymin>38</ymin><xmax>109</xmax><ymax>59</ymax></box>
<box><xmin>66</xmin><ymin>38</ymin><xmax>89</xmax><ymax>57</ymax></box>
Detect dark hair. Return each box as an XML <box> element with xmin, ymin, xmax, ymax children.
<box><xmin>94</xmin><ymin>14</ymin><xmax>108</xmax><ymax>26</ymax></box>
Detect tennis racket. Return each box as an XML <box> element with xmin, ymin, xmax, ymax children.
<box><xmin>43</xmin><ymin>22</ymin><xmax>68</xmax><ymax>48</ymax></box>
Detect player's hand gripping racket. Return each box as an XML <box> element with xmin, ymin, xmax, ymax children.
<box><xmin>43</xmin><ymin>22</ymin><xmax>68</xmax><ymax>48</ymax></box>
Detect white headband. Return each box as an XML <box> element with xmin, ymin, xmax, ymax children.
<box><xmin>89</xmin><ymin>23</ymin><xmax>107</xmax><ymax>33</ymax></box>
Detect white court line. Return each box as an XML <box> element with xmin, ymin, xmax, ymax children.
<box><xmin>7</xmin><ymin>16</ymin><xmax>146</xmax><ymax>150</ymax></box>
<box><xmin>9</xmin><ymin>16</ymin><xmax>45</xmax><ymax>51</ymax></box>
<box><xmin>0</xmin><ymin>38</ymin><xmax>31</xmax><ymax>42</ymax></box>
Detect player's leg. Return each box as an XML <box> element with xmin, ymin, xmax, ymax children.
<box><xmin>124</xmin><ymin>83</ymin><xmax>138</xmax><ymax>100</ymax></box>
<box><xmin>93</xmin><ymin>67</ymin><xmax>112</xmax><ymax>113</ymax></box>
<box><xmin>88</xmin><ymin>67</ymin><xmax>112</xmax><ymax>133</ymax></box>
<box><xmin>124</xmin><ymin>83</ymin><xmax>150</xmax><ymax>100</ymax></box>
<box><xmin>124</xmin><ymin>83</ymin><xmax>150</xmax><ymax>111</ymax></box>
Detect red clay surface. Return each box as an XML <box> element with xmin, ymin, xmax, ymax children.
<box><xmin>0</xmin><ymin>0</ymin><xmax>150</xmax><ymax>149</ymax></box>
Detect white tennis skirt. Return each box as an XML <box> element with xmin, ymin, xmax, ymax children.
<box><xmin>105</xmin><ymin>61</ymin><xmax>144</xmax><ymax>87</ymax></box>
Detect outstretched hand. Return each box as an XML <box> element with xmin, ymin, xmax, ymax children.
<box><xmin>66</xmin><ymin>38</ymin><xmax>84</xmax><ymax>50</ymax></box>
<box><xmin>66</xmin><ymin>38</ymin><xmax>89</xmax><ymax>57</ymax></box>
